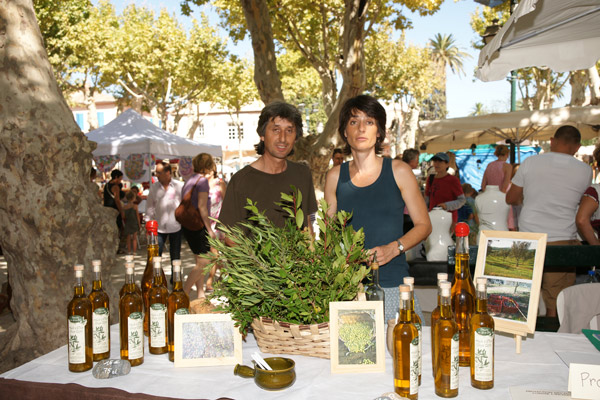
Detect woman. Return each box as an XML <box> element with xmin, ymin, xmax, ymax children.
<box><xmin>576</xmin><ymin>143</ymin><xmax>600</xmax><ymax>245</ymax></box>
<box><xmin>324</xmin><ymin>95</ymin><xmax>432</xmax><ymax>322</ymax></box>
<box><xmin>182</xmin><ymin>153</ymin><xmax>216</xmax><ymax>299</ymax></box>
<box><xmin>103</xmin><ymin>169</ymin><xmax>126</xmax><ymax>254</ymax></box>
<box><xmin>205</xmin><ymin>165</ymin><xmax>227</xmax><ymax>291</ymax></box>
<box><xmin>481</xmin><ymin>145</ymin><xmax>512</xmax><ymax>192</ymax></box>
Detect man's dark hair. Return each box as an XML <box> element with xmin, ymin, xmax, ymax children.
<box><xmin>110</xmin><ymin>169</ymin><xmax>123</xmax><ymax>179</ymax></box>
<box><xmin>333</xmin><ymin>148</ymin><xmax>343</xmax><ymax>156</ymax></box>
<box><xmin>159</xmin><ymin>161</ymin><xmax>172</xmax><ymax>173</ymax></box>
<box><xmin>402</xmin><ymin>148</ymin><xmax>420</xmax><ymax>164</ymax></box>
<box><xmin>338</xmin><ymin>94</ymin><xmax>386</xmax><ymax>155</ymax></box>
<box><xmin>254</xmin><ymin>101</ymin><xmax>303</xmax><ymax>155</ymax></box>
<box><xmin>554</xmin><ymin>125</ymin><xmax>581</xmax><ymax>145</ymax></box>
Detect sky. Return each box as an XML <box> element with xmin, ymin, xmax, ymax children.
<box><xmin>118</xmin><ymin>0</ymin><xmax>554</xmax><ymax>119</ymax></box>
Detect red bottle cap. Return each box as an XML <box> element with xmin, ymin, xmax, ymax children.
<box><xmin>455</xmin><ymin>222</ymin><xmax>469</xmax><ymax>237</ymax></box>
<box><xmin>145</xmin><ymin>220</ymin><xmax>158</xmax><ymax>233</ymax></box>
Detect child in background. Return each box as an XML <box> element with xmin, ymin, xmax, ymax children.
<box><xmin>458</xmin><ymin>183</ymin><xmax>478</xmax><ymax>242</ymax></box>
<box><xmin>123</xmin><ymin>190</ymin><xmax>141</xmax><ymax>254</ymax></box>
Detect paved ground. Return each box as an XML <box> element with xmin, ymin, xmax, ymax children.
<box><xmin>0</xmin><ymin>244</ymin><xmax>206</xmax><ymax>339</ymax></box>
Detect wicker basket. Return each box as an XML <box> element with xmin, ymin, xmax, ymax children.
<box><xmin>251</xmin><ymin>317</ymin><xmax>331</xmax><ymax>359</ymax></box>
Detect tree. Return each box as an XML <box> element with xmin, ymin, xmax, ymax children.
<box><xmin>510</xmin><ymin>241</ymin><xmax>531</xmax><ymax>269</ymax></box>
<box><xmin>470</xmin><ymin>102</ymin><xmax>488</xmax><ymax>116</ymax></box>
<box><xmin>182</xmin><ymin>0</ymin><xmax>445</xmax><ymax>188</ymax></box>
<box><xmin>428</xmin><ymin>33</ymin><xmax>470</xmax><ymax>118</ymax></box>
<box><xmin>0</xmin><ymin>0</ymin><xmax>120</xmax><ymax>373</ymax></box>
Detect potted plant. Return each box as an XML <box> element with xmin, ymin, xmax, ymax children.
<box><xmin>206</xmin><ymin>187</ymin><xmax>370</xmax><ymax>358</ymax></box>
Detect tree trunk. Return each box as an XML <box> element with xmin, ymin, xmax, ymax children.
<box><xmin>569</xmin><ymin>70</ymin><xmax>588</xmax><ymax>106</ymax></box>
<box><xmin>85</xmin><ymin>82</ymin><xmax>99</xmax><ymax>132</ymax></box>
<box><xmin>404</xmin><ymin>105</ymin><xmax>420</xmax><ymax>150</ymax></box>
<box><xmin>292</xmin><ymin>0</ymin><xmax>369</xmax><ymax>191</ymax></box>
<box><xmin>588</xmin><ymin>65</ymin><xmax>600</xmax><ymax>106</ymax></box>
<box><xmin>240</xmin><ymin>0</ymin><xmax>284</xmax><ymax>104</ymax></box>
<box><xmin>0</xmin><ymin>0</ymin><xmax>120</xmax><ymax>373</ymax></box>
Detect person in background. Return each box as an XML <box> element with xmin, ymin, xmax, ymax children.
<box><xmin>123</xmin><ymin>190</ymin><xmax>141</xmax><ymax>254</ymax></box>
<box><xmin>481</xmin><ymin>144</ymin><xmax>512</xmax><ymax>192</ymax></box>
<box><xmin>205</xmin><ymin>163</ymin><xmax>227</xmax><ymax>291</ymax></box>
<box><xmin>425</xmin><ymin>152</ymin><xmax>465</xmax><ymax>225</ymax></box>
<box><xmin>507</xmin><ymin>125</ymin><xmax>592</xmax><ymax>317</ymax></box>
<box><xmin>332</xmin><ymin>148</ymin><xmax>345</xmax><ymax>167</ymax></box>
<box><xmin>401</xmin><ymin>148</ymin><xmax>420</xmax><ymax>170</ymax></box>
<box><xmin>103</xmin><ymin>169</ymin><xmax>126</xmax><ymax>253</ymax></box>
<box><xmin>576</xmin><ymin>142</ymin><xmax>600</xmax><ymax>245</ymax></box>
<box><xmin>183</xmin><ymin>153</ymin><xmax>217</xmax><ymax>299</ymax></box>
<box><xmin>458</xmin><ymin>183</ymin><xmax>478</xmax><ymax>229</ymax></box>
<box><xmin>447</xmin><ymin>151</ymin><xmax>459</xmax><ymax>179</ymax></box>
<box><xmin>324</xmin><ymin>94</ymin><xmax>431</xmax><ymax>322</ymax></box>
<box><xmin>146</xmin><ymin>162</ymin><xmax>183</xmax><ymax>281</ymax></box>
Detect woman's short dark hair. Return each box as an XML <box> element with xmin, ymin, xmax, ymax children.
<box><xmin>338</xmin><ymin>95</ymin><xmax>386</xmax><ymax>155</ymax></box>
<box><xmin>111</xmin><ymin>169</ymin><xmax>123</xmax><ymax>179</ymax></box>
<box><xmin>254</xmin><ymin>101</ymin><xmax>303</xmax><ymax>155</ymax></box>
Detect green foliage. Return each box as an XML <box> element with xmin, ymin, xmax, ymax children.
<box><xmin>339</xmin><ymin>322</ymin><xmax>374</xmax><ymax>353</ymax></box>
<box><xmin>206</xmin><ymin>188</ymin><xmax>370</xmax><ymax>335</ymax></box>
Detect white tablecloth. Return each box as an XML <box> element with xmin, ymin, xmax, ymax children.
<box><xmin>1</xmin><ymin>324</ymin><xmax>593</xmax><ymax>399</ymax></box>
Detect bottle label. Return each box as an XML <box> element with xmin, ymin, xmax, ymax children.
<box><xmin>128</xmin><ymin>312</ymin><xmax>144</xmax><ymax>360</ymax></box>
<box><xmin>92</xmin><ymin>307</ymin><xmax>109</xmax><ymax>354</ymax></box>
<box><xmin>150</xmin><ymin>303</ymin><xmax>167</xmax><ymax>347</ymax></box>
<box><xmin>68</xmin><ymin>315</ymin><xmax>87</xmax><ymax>364</ymax></box>
<box><xmin>474</xmin><ymin>327</ymin><xmax>494</xmax><ymax>381</ymax></box>
<box><xmin>415</xmin><ymin>322</ymin><xmax>422</xmax><ymax>378</ymax></box>
<box><xmin>175</xmin><ymin>308</ymin><xmax>189</xmax><ymax>315</ymax></box>
<box><xmin>450</xmin><ymin>333</ymin><xmax>459</xmax><ymax>390</ymax></box>
<box><xmin>410</xmin><ymin>336</ymin><xmax>419</xmax><ymax>395</ymax></box>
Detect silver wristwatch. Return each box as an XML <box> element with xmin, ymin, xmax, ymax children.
<box><xmin>397</xmin><ymin>239</ymin><xmax>405</xmax><ymax>254</ymax></box>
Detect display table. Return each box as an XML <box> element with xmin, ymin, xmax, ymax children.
<box><xmin>0</xmin><ymin>324</ymin><xmax>593</xmax><ymax>399</ymax></box>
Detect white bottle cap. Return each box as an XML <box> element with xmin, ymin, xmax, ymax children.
<box><xmin>399</xmin><ymin>284</ymin><xmax>411</xmax><ymax>300</ymax></box>
<box><xmin>439</xmin><ymin>280</ymin><xmax>451</xmax><ymax>297</ymax></box>
<box><xmin>437</xmin><ymin>273</ymin><xmax>448</xmax><ymax>282</ymax></box>
<box><xmin>153</xmin><ymin>257</ymin><xmax>162</xmax><ymax>268</ymax></box>
<box><xmin>125</xmin><ymin>262</ymin><xmax>134</xmax><ymax>273</ymax></box>
<box><xmin>125</xmin><ymin>255</ymin><xmax>134</xmax><ymax>263</ymax></box>
<box><xmin>172</xmin><ymin>259</ymin><xmax>181</xmax><ymax>267</ymax></box>
<box><xmin>92</xmin><ymin>259</ymin><xmax>101</xmax><ymax>272</ymax></box>
<box><xmin>403</xmin><ymin>276</ymin><xmax>414</xmax><ymax>290</ymax></box>
<box><xmin>477</xmin><ymin>277</ymin><xmax>487</xmax><ymax>285</ymax></box>
<box><xmin>172</xmin><ymin>263</ymin><xmax>181</xmax><ymax>273</ymax></box>
<box><xmin>477</xmin><ymin>277</ymin><xmax>487</xmax><ymax>291</ymax></box>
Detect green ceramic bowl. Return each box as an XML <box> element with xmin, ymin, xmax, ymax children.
<box><xmin>234</xmin><ymin>357</ymin><xmax>296</xmax><ymax>391</ymax></box>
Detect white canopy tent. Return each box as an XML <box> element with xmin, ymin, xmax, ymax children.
<box><xmin>87</xmin><ymin>109</ymin><xmax>222</xmax><ymax>182</ymax></box>
<box><xmin>419</xmin><ymin>105</ymin><xmax>600</xmax><ymax>154</ymax></box>
<box><xmin>477</xmin><ymin>0</ymin><xmax>600</xmax><ymax>81</ymax></box>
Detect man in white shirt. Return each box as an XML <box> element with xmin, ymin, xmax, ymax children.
<box><xmin>507</xmin><ymin>125</ymin><xmax>592</xmax><ymax>317</ymax></box>
<box><xmin>146</xmin><ymin>162</ymin><xmax>184</xmax><ymax>282</ymax></box>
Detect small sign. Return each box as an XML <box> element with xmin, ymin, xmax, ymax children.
<box><xmin>568</xmin><ymin>363</ymin><xmax>600</xmax><ymax>400</ymax></box>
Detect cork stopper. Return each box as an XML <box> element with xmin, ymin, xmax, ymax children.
<box><xmin>125</xmin><ymin>255</ymin><xmax>134</xmax><ymax>263</ymax></box>
<box><xmin>172</xmin><ymin>259</ymin><xmax>181</xmax><ymax>267</ymax></box>
<box><xmin>455</xmin><ymin>222</ymin><xmax>469</xmax><ymax>237</ymax></box>
<box><xmin>439</xmin><ymin>280</ymin><xmax>451</xmax><ymax>297</ymax></box>
<box><xmin>153</xmin><ymin>256</ymin><xmax>162</xmax><ymax>266</ymax></box>
<box><xmin>437</xmin><ymin>272</ymin><xmax>448</xmax><ymax>282</ymax></box>
<box><xmin>476</xmin><ymin>277</ymin><xmax>487</xmax><ymax>291</ymax></box>
<box><xmin>403</xmin><ymin>276</ymin><xmax>414</xmax><ymax>290</ymax></box>
<box><xmin>125</xmin><ymin>262</ymin><xmax>134</xmax><ymax>273</ymax></box>
<box><xmin>371</xmin><ymin>252</ymin><xmax>379</xmax><ymax>270</ymax></box>
<box><xmin>92</xmin><ymin>259</ymin><xmax>101</xmax><ymax>272</ymax></box>
<box><xmin>74</xmin><ymin>264</ymin><xmax>84</xmax><ymax>277</ymax></box>
<box><xmin>399</xmin><ymin>284</ymin><xmax>411</xmax><ymax>300</ymax></box>
<box><xmin>172</xmin><ymin>263</ymin><xmax>181</xmax><ymax>273</ymax></box>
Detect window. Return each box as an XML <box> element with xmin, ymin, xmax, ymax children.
<box><xmin>97</xmin><ymin>111</ymin><xmax>105</xmax><ymax>127</ymax></box>
<box><xmin>228</xmin><ymin>123</ymin><xmax>243</xmax><ymax>140</ymax></box>
<box><xmin>75</xmin><ymin>113</ymin><xmax>85</xmax><ymax>131</ymax></box>
<box><xmin>197</xmin><ymin>123</ymin><xmax>204</xmax><ymax>137</ymax></box>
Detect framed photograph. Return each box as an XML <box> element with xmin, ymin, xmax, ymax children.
<box><xmin>329</xmin><ymin>301</ymin><xmax>385</xmax><ymax>374</ymax></box>
<box><xmin>475</xmin><ymin>230</ymin><xmax>547</xmax><ymax>336</ymax></box>
<box><xmin>174</xmin><ymin>313</ymin><xmax>243</xmax><ymax>367</ymax></box>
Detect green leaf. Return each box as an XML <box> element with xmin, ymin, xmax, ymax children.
<box><xmin>295</xmin><ymin>209</ymin><xmax>304</xmax><ymax>229</ymax></box>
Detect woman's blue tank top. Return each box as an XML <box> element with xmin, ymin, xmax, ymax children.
<box><xmin>336</xmin><ymin>157</ymin><xmax>408</xmax><ymax>287</ymax></box>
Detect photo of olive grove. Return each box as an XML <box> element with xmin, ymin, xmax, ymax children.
<box><xmin>483</xmin><ymin>239</ymin><xmax>537</xmax><ymax>280</ymax></box>
<box><xmin>337</xmin><ymin>310</ymin><xmax>377</xmax><ymax>365</ymax></box>
<box><xmin>182</xmin><ymin>321</ymin><xmax>235</xmax><ymax>360</ymax></box>
<box><xmin>486</xmin><ymin>278</ymin><xmax>531</xmax><ymax>322</ymax></box>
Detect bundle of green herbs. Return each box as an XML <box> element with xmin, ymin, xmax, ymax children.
<box><xmin>206</xmin><ymin>188</ymin><xmax>370</xmax><ymax>335</ymax></box>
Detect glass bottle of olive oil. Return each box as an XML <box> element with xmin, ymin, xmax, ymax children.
<box><xmin>148</xmin><ymin>257</ymin><xmax>168</xmax><ymax>355</ymax></box>
<box><xmin>67</xmin><ymin>264</ymin><xmax>93</xmax><ymax>372</ymax></box>
<box><xmin>142</xmin><ymin>220</ymin><xmax>165</xmax><ymax>336</ymax></box>
<box><xmin>434</xmin><ymin>281</ymin><xmax>459</xmax><ymax>398</ymax></box>
<box><xmin>88</xmin><ymin>259</ymin><xmax>110</xmax><ymax>361</ymax></box>
<box><xmin>119</xmin><ymin>255</ymin><xmax>142</xmax><ymax>299</ymax></box>
<box><xmin>167</xmin><ymin>260</ymin><xmax>189</xmax><ymax>362</ymax></box>
<box><xmin>431</xmin><ymin>272</ymin><xmax>448</xmax><ymax>376</ymax></box>
<box><xmin>119</xmin><ymin>263</ymin><xmax>144</xmax><ymax>366</ymax></box>
<box><xmin>403</xmin><ymin>276</ymin><xmax>422</xmax><ymax>386</ymax></box>
<box><xmin>451</xmin><ymin>222</ymin><xmax>475</xmax><ymax>367</ymax></box>
<box><xmin>393</xmin><ymin>284</ymin><xmax>419</xmax><ymax>400</ymax></box>
<box><xmin>470</xmin><ymin>277</ymin><xmax>495</xmax><ymax>389</ymax></box>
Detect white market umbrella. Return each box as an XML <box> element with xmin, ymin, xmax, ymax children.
<box><xmin>419</xmin><ymin>105</ymin><xmax>600</xmax><ymax>154</ymax></box>
<box><xmin>477</xmin><ymin>0</ymin><xmax>600</xmax><ymax>82</ymax></box>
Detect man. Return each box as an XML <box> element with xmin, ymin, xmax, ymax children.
<box><xmin>219</xmin><ymin>102</ymin><xmax>318</xmax><ymax>239</ymax></box>
<box><xmin>506</xmin><ymin>125</ymin><xmax>592</xmax><ymax>318</ymax></box>
<box><xmin>424</xmin><ymin>152</ymin><xmax>465</xmax><ymax>223</ymax></box>
<box><xmin>146</xmin><ymin>162</ymin><xmax>183</xmax><ymax>280</ymax></box>
<box><xmin>331</xmin><ymin>148</ymin><xmax>344</xmax><ymax>167</ymax></box>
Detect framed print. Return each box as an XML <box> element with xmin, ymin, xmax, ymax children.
<box><xmin>474</xmin><ymin>230</ymin><xmax>547</xmax><ymax>337</ymax></box>
<box><xmin>329</xmin><ymin>301</ymin><xmax>385</xmax><ymax>374</ymax></box>
<box><xmin>174</xmin><ymin>313</ymin><xmax>243</xmax><ymax>367</ymax></box>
